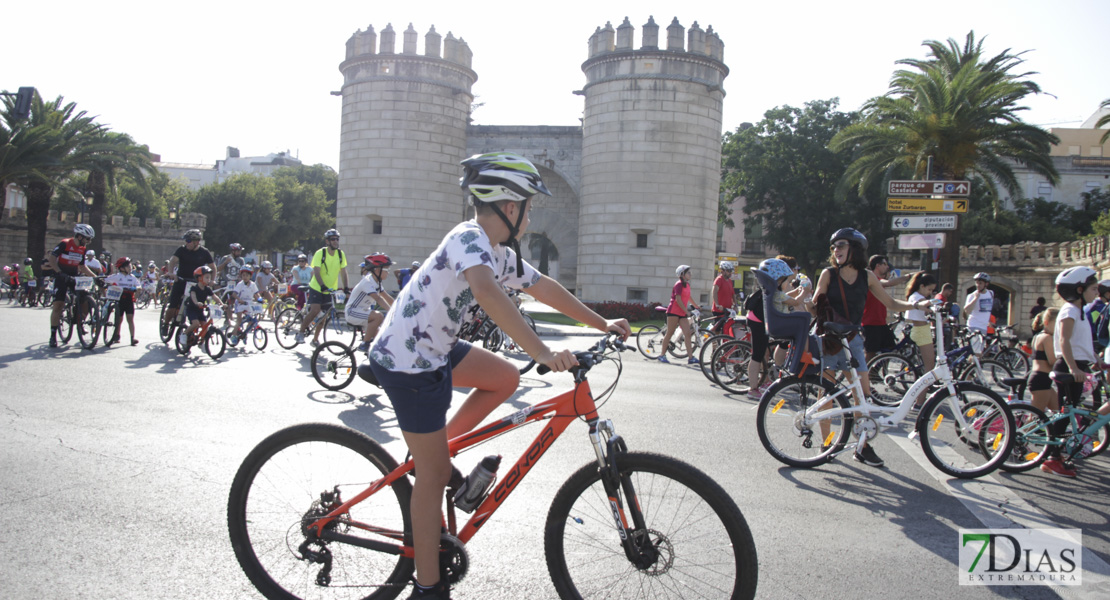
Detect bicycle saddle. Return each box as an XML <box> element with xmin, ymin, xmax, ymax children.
<box><xmin>1001</xmin><ymin>377</ymin><xmax>1026</xmax><ymax>391</ymax></box>
<box><xmin>1050</xmin><ymin>372</ymin><xmax>1075</xmax><ymax>384</ymax></box>
<box><xmin>822</xmin><ymin>322</ymin><xmax>859</xmax><ymax>338</ymax></box>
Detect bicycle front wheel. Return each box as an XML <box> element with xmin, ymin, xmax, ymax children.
<box><xmin>101</xmin><ymin>304</ymin><xmax>117</xmax><ymax>346</ymax></box>
<box><xmin>699</xmin><ymin>333</ymin><xmax>733</xmax><ymax>382</ymax></box>
<box><xmin>252</xmin><ymin>326</ymin><xmax>268</xmax><ymax>351</ymax></box>
<box><xmin>204</xmin><ymin>328</ymin><xmax>227</xmax><ymax>360</ymax></box>
<box><xmin>544</xmin><ymin>452</ymin><xmax>757</xmax><ymax>600</ymax></box>
<box><xmin>228</xmin><ymin>423</ymin><xmax>413</xmax><ymax>600</ymax></box>
<box><xmin>635</xmin><ymin>325</ymin><xmax>664</xmax><ymax>359</ymax></box>
<box><xmin>311</xmin><ymin>342</ymin><xmax>358</xmax><ymax>391</ymax></box>
<box><xmin>916</xmin><ymin>383</ymin><xmax>1015</xmax><ymax>479</ymax></box>
<box><xmin>77</xmin><ymin>297</ymin><xmax>101</xmax><ymax>350</ymax></box>
<box><xmin>756</xmin><ymin>376</ymin><xmax>853</xmax><ymax>468</ymax></box>
<box><xmin>274</xmin><ymin>308</ymin><xmax>301</xmax><ymax>349</ymax></box>
<box><xmin>995</xmin><ymin>348</ymin><xmax>1030</xmax><ymax>379</ymax></box>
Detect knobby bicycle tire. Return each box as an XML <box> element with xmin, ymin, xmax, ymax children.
<box><xmin>915</xmin><ymin>382</ymin><xmax>1015</xmax><ymax>479</ymax></box>
<box><xmin>544</xmin><ymin>451</ymin><xmax>758</xmax><ymax>600</ymax></box>
<box><xmin>756</xmin><ymin>376</ymin><xmax>853</xmax><ymax>468</ymax></box>
<box><xmin>58</xmin><ymin>305</ymin><xmax>75</xmax><ymax>344</ymax></box>
<box><xmin>227</xmin><ymin>423</ymin><xmax>413</xmax><ymax>600</ymax></box>
<box><xmin>77</xmin><ymin>296</ymin><xmax>101</xmax><ymax>350</ymax></box>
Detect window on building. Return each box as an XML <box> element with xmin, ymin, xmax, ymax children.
<box><xmin>373</xmin><ymin>219</ymin><xmax>383</xmax><ymax>234</ymax></box>
<box><xmin>1036</xmin><ymin>182</ymin><xmax>1053</xmax><ymax>201</ymax></box>
<box><xmin>631</xmin><ymin>228</ymin><xmax>653</xmax><ymax>249</ymax></box>
<box><xmin>627</xmin><ymin>288</ymin><xmax>647</xmax><ymax>303</ymax></box>
<box><xmin>1091</xmin><ymin>147</ymin><xmax>1104</xmax><ymax>157</ymax></box>
<box><xmin>368</xmin><ymin>213</ymin><xmax>384</xmax><ymax>234</ymax></box>
<box><xmin>1068</xmin><ymin>145</ymin><xmax>1081</xmax><ymax>156</ymax></box>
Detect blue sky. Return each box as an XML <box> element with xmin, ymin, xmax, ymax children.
<box><xmin>5</xmin><ymin>0</ymin><xmax>1107</xmax><ymax>169</ymax></box>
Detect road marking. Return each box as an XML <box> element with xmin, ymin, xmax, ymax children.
<box><xmin>890</xmin><ymin>435</ymin><xmax>1110</xmax><ymax>597</ymax></box>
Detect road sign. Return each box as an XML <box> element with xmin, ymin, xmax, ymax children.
<box><xmin>898</xmin><ymin>233</ymin><xmax>946</xmax><ymax>250</ymax></box>
<box><xmin>886</xmin><ymin>197</ymin><xmax>968</xmax><ymax>213</ymax></box>
<box><xmin>888</xmin><ymin>180</ymin><xmax>971</xmax><ymax>196</ymax></box>
<box><xmin>891</xmin><ymin>215</ymin><xmax>957</xmax><ymax>230</ymax></box>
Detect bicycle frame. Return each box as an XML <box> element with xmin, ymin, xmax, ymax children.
<box><xmin>302</xmin><ymin>363</ymin><xmax>624</xmax><ymax>556</ymax></box>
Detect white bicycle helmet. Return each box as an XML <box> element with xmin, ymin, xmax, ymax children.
<box><xmin>675</xmin><ymin>264</ymin><xmax>691</xmax><ymax>277</ymax></box>
<box><xmin>460</xmin><ymin>152</ymin><xmax>551</xmax><ymax>203</ymax></box>
<box><xmin>973</xmin><ymin>272</ymin><xmax>991</xmax><ymax>282</ymax></box>
<box><xmin>74</xmin><ymin>223</ymin><xmax>95</xmax><ymax>239</ymax></box>
<box><xmin>719</xmin><ymin>261</ymin><xmax>734</xmax><ymax>272</ymax></box>
<box><xmin>261</xmin><ymin>261</ymin><xmax>273</xmax><ymax>269</ymax></box>
<box><xmin>1055</xmin><ymin>266</ymin><xmax>1097</xmax><ymax>302</ymax></box>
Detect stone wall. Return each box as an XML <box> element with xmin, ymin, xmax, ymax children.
<box><xmin>888</xmin><ymin>236</ymin><xmax>1110</xmax><ymax>337</ymax></box>
<box><xmin>1</xmin><ymin>208</ymin><xmax>206</xmax><ymax>272</ymax></box>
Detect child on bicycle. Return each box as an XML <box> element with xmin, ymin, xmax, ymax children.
<box><xmin>229</xmin><ymin>265</ymin><xmax>261</xmax><ymax>340</ymax></box>
<box><xmin>1044</xmin><ymin>266</ymin><xmax>1102</xmax><ymax>477</ymax></box>
<box><xmin>367</xmin><ymin>153</ymin><xmax>630</xmax><ymax>600</ymax></box>
<box><xmin>180</xmin><ymin>266</ymin><xmax>224</xmax><ymax>350</ymax></box>
<box><xmin>105</xmin><ymin>257</ymin><xmax>141</xmax><ymax>345</ymax></box>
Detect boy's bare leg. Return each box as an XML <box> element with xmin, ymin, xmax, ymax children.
<box><xmin>448</xmin><ymin>347</ymin><xmax>520</xmax><ymax>438</ymax></box>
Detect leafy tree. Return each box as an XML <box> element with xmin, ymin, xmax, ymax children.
<box><xmin>272</xmin><ymin>164</ymin><xmax>338</xmax><ymax>217</ymax></box>
<box><xmin>189</xmin><ymin>174</ymin><xmax>280</xmax><ymax>252</ymax></box>
<box><xmin>829</xmin><ymin>32</ymin><xmax>1059</xmax><ymax>285</ymax></box>
<box><xmin>77</xmin><ymin>130</ymin><xmax>156</xmax><ymax>253</ymax></box>
<box><xmin>270</xmin><ymin>175</ymin><xmax>332</xmax><ymax>252</ymax></box>
<box><xmin>3</xmin><ymin>92</ymin><xmax>102</xmax><ymax>268</ymax></box>
<box><xmin>721</xmin><ymin>99</ymin><xmax>870</xmax><ymax>276</ymax></box>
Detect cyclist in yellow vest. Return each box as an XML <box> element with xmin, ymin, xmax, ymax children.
<box><xmin>296</xmin><ymin>228</ymin><xmax>350</xmax><ymax>345</ymax></box>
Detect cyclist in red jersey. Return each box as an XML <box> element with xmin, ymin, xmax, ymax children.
<box><xmin>47</xmin><ymin>224</ymin><xmax>99</xmax><ymax>348</ymax></box>
<box><xmin>711</xmin><ymin>261</ymin><xmax>735</xmax><ymax>333</ymax></box>
<box><xmin>861</xmin><ymin>255</ymin><xmax>913</xmax><ymax>362</ymax></box>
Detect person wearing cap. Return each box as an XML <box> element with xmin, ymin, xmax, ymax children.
<box><xmin>394</xmin><ymin>260</ymin><xmax>421</xmax><ymax>292</ymax></box>
<box><xmin>963</xmin><ymin>273</ymin><xmax>994</xmax><ymax>334</ymax></box>
<box><xmin>711</xmin><ymin>262</ymin><xmax>736</xmax><ymax>333</ymax></box>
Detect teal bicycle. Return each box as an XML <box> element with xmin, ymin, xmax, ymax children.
<box><xmin>986</xmin><ymin>373</ymin><xmax>1110</xmax><ymax>472</ymax></box>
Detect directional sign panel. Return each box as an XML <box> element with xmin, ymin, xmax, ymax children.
<box><xmin>891</xmin><ymin>215</ymin><xmax>958</xmax><ymax>230</ymax></box>
<box><xmin>886</xmin><ymin>197</ymin><xmax>968</xmax><ymax>213</ymax></box>
<box><xmin>898</xmin><ymin>233</ymin><xmax>946</xmax><ymax>250</ymax></box>
<box><xmin>888</xmin><ymin>180</ymin><xmax>971</xmax><ymax>196</ymax></box>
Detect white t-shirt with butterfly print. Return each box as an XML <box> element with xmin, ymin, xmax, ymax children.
<box><xmin>370</xmin><ymin>220</ymin><xmax>542</xmax><ymax>374</ymax></box>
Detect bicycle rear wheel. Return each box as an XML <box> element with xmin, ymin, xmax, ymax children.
<box><xmin>311</xmin><ymin>341</ymin><xmax>358</xmax><ymax>391</ymax></box>
<box><xmin>544</xmin><ymin>452</ymin><xmax>757</xmax><ymax>600</ymax></box>
<box><xmin>635</xmin><ymin>325</ymin><xmax>665</xmax><ymax>359</ymax></box>
<box><xmin>699</xmin><ymin>334</ymin><xmax>734</xmax><ymax>382</ymax></box>
<box><xmin>916</xmin><ymin>382</ymin><xmax>1014</xmax><ymax>478</ymax></box>
<box><xmin>867</xmin><ymin>353</ymin><xmax>918</xmax><ymax>407</ymax></box>
<box><xmin>756</xmin><ymin>376</ymin><xmax>853</xmax><ymax>467</ymax></box>
<box><xmin>228</xmin><ymin>423</ymin><xmax>413</xmax><ymax>600</ymax></box>
<box><xmin>102</xmin><ymin>304</ymin><xmax>118</xmax><ymax>346</ymax></box>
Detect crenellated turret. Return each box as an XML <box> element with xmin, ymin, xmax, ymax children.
<box><xmin>576</xmin><ymin>16</ymin><xmax>729</xmax><ymax>303</ymax></box>
<box><xmin>337</xmin><ymin>23</ymin><xmax>478</xmax><ymax>265</ymax></box>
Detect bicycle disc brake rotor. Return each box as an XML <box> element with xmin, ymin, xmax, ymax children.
<box><xmin>631</xmin><ymin>528</ymin><xmax>674</xmax><ymax>574</ymax></box>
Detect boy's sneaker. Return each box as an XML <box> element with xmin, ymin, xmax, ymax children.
<box><xmin>853</xmin><ymin>444</ymin><xmax>885</xmax><ymax>468</ymax></box>
<box><xmin>407</xmin><ymin>579</ymin><xmax>450</xmax><ymax>599</ymax></box>
<box><xmin>294</xmin><ymin>331</ymin><xmax>305</xmax><ymax>344</ymax></box>
<box><xmin>1040</xmin><ymin>458</ymin><xmax>1077</xmax><ymax>478</ymax></box>
<box><xmin>658</xmin><ymin>356</ymin><xmax>670</xmax><ymax>364</ymax></box>
<box><xmin>178</xmin><ymin>332</ymin><xmax>188</xmax><ymax>347</ymax></box>
<box><xmin>49</xmin><ymin>337</ymin><xmax>58</xmax><ymax>348</ymax></box>
<box><xmin>687</xmin><ymin>357</ymin><xmax>700</xmax><ymax>365</ymax></box>
<box><xmin>357</xmin><ymin>340</ymin><xmax>370</xmax><ymax>353</ymax></box>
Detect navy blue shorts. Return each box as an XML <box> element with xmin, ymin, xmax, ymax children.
<box><xmin>370</xmin><ymin>341</ymin><xmax>473</xmax><ymax>434</ymax></box>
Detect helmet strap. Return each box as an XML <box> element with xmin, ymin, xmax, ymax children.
<box><xmin>489</xmin><ymin>199</ymin><xmax>529</xmax><ymax>276</ymax></box>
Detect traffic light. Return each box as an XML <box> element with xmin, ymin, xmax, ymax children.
<box><xmin>13</xmin><ymin>87</ymin><xmax>34</xmax><ymax>119</ymax></box>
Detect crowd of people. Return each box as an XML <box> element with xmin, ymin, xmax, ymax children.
<box><xmin>654</xmin><ymin>228</ymin><xmax>1110</xmax><ymax>476</ymax></box>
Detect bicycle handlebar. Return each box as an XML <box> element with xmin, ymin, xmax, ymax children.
<box><xmin>536</xmin><ymin>335</ymin><xmax>633</xmax><ymax>376</ymax></box>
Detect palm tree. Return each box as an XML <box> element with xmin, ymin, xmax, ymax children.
<box><xmin>830</xmin><ymin>31</ymin><xmax>1059</xmax><ymax>285</ymax></box>
<box><xmin>75</xmin><ymin>130</ymin><xmax>155</xmax><ymax>254</ymax></box>
<box><xmin>5</xmin><ymin>92</ymin><xmax>103</xmax><ymax>268</ymax></box>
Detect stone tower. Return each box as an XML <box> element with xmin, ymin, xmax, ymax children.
<box><xmin>577</xmin><ymin>17</ymin><xmax>728</xmax><ymax>303</ymax></box>
<box><xmin>337</xmin><ymin>24</ymin><xmax>477</xmax><ymax>265</ymax></box>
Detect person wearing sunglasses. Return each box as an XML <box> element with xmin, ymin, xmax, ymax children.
<box><xmin>46</xmin><ymin>224</ymin><xmax>99</xmax><ymax>348</ymax></box>
<box><xmin>811</xmin><ymin>227</ymin><xmax>930</xmax><ymax>468</ymax></box>
<box><xmin>296</xmin><ymin>229</ymin><xmax>350</xmax><ymax>346</ymax></box>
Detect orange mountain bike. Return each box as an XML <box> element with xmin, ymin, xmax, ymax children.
<box><xmin>227</xmin><ymin>335</ymin><xmax>758</xmax><ymax>599</ymax></box>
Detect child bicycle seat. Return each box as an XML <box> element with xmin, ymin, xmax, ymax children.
<box><xmin>752</xmin><ymin>269</ymin><xmax>819</xmax><ymax>377</ymax></box>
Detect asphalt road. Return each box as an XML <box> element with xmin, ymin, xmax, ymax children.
<box><xmin>1</xmin><ymin>301</ymin><xmax>1109</xmax><ymax>599</ymax></box>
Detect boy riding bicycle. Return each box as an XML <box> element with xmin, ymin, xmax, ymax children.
<box><xmin>366</xmin><ymin>153</ymin><xmax>629</xmax><ymax>599</ymax></box>
<box><xmin>229</xmin><ymin>265</ymin><xmax>261</xmax><ymax>339</ymax></box>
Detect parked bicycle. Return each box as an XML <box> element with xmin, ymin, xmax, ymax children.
<box><xmin>756</xmin><ymin>302</ymin><xmax>1016</xmax><ymax>479</ymax></box>
<box><xmin>636</xmin><ymin>307</ymin><xmax>713</xmax><ymax>359</ymax></box>
<box><xmin>228</xmin><ymin>335</ymin><xmax>758</xmax><ymax>599</ymax></box>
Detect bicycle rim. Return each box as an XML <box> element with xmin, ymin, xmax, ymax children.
<box><xmin>205</xmin><ymin>329</ymin><xmax>227</xmax><ymax>360</ymax></box>
<box><xmin>711</xmin><ymin>340</ymin><xmax>751</xmax><ymax>394</ymax></box>
<box><xmin>253</xmin><ymin>327</ymin><xmax>268</xmax><ymax>351</ymax></box>
<box><xmin>635</xmin><ymin>325</ymin><xmax>664</xmax><ymax>359</ymax></box>
<box><xmin>228</xmin><ymin>423</ymin><xmax>412</xmax><ymax>600</ymax></box>
<box><xmin>756</xmin><ymin>377</ymin><xmax>851</xmax><ymax>468</ymax></box>
<box><xmin>991</xmin><ymin>402</ymin><xmax>1050</xmax><ymax>473</ymax></box>
<box><xmin>77</xmin><ymin>299</ymin><xmax>100</xmax><ymax>349</ymax></box>
<box><xmin>867</xmin><ymin>353</ymin><xmax>917</xmax><ymax>407</ymax></box>
<box><xmin>699</xmin><ymin>334</ymin><xmax>732</xmax><ymax>382</ymax></box>
<box><xmin>544</xmin><ymin>452</ymin><xmax>757</xmax><ymax>600</ymax></box>
<box><xmin>312</xmin><ymin>342</ymin><xmax>358</xmax><ymax>391</ymax></box>
<box><xmin>916</xmin><ymin>383</ymin><xmax>1014</xmax><ymax>478</ymax></box>
<box><xmin>275</xmin><ymin>309</ymin><xmax>300</xmax><ymax>349</ymax></box>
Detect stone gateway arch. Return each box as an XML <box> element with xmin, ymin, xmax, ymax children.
<box><xmin>336</xmin><ymin>17</ymin><xmax>728</xmax><ymax>303</ymax></box>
